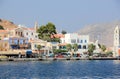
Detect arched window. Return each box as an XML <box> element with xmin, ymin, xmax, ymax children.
<box><xmin>78</xmin><ymin>45</ymin><xmax>81</xmax><ymax>49</ymax></box>
<box><xmin>83</xmin><ymin>45</ymin><xmax>86</xmax><ymax>49</ymax></box>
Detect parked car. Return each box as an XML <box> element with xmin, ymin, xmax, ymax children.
<box><xmin>56</xmin><ymin>54</ymin><xmax>64</xmax><ymax>58</ymax></box>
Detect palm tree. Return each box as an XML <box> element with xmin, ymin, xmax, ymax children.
<box><xmin>88</xmin><ymin>44</ymin><xmax>95</xmax><ymax>56</ymax></box>
<box><xmin>66</xmin><ymin>44</ymin><xmax>72</xmax><ymax>52</ymax></box>
<box><xmin>101</xmin><ymin>45</ymin><xmax>106</xmax><ymax>52</ymax></box>
<box><xmin>73</xmin><ymin>44</ymin><xmax>78</xmax><ymax>52</ymax></box>
<box><xmin>37</xmin><ymin>45</ymin><xmax>42</xmax><ymax>57</ymax></box>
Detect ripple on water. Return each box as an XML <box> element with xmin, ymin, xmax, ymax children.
<box><xmin>0</xmin><ymin>60</ymin><xmax>120</xmax><ymax>79</ymax></box>
<box><xmin>5</xmin><ymin>76</ymin><xmax>120</xmax><ymax>79</ymax></box>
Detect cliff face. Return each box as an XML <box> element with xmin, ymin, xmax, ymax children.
<box><xmin>0</xmin><ymin>19</ymin><xmax>17</xmax><ymax>29</ymax></box>
<box><xmin>77</xmin><ymin>21</ymin><xmax>120</xmax><ymax>47</ymax></box>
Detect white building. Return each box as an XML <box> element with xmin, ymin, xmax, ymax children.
<box><xmin>113</xmin><ymin>25</ymin><xmax>120</xmax><ymax>57</ymax></box>
<box><xmin>60</xmin><ymin>33</ymin><xmax>89</xmax><ymax>54</ymax></box>
<box><xmin>9</xmin><ymin>22</ymin><xmax>39</xmax><ymax>41</ymax></box>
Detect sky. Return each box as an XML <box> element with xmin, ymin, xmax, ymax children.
<box><xmin>0</xmin><ymin>0</ymin><xmax>120</xmax><ymax>32</ymax></box>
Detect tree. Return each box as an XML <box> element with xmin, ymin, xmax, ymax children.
<box><xmin>51</xmin><ymin>38</ymin><xmax>60</xmax><ymax>42</ymax></box>
<box><xmin>37</xmin><ymin>45</ymin><xmax>42</xmax><ymax>57</ymax></box>
<box><xmin>98</xmin><ymin>44</ymin><xmax>106</xmax><ymax>52</ymax></box>
<box><xmin>88</xmin><ymin>44</ymin><xmax>95</xmax><ymax>56</ymax></box>
<box><xmin>37</xmin><ymin>25</ymin><xmax>47</xmax><ymax>39</ymax></box>
<box><xmin>0</xmin><ymin>25</ymin><xmax>4</xmax><ymax>30</ymax></box>
<box><xmin>61</xmin><ymin>30</ymin><xmax>67</xmax><ymax>34</ymax></box>
<box><xmin>37</xmin><ymin>22</ymin><xmax>58</xmax><ymax>42</ymax></box>
<box><xmin>101</xmin><ymin>45</ymin><xmax>106</xmax><ymax>52</ymax></box>
<box><xmin>106</xmin><ymin>51</ymin><xmax>113</xmax><ymax>57</ymax></box>
<box><xmin>66</xmin><ymin>44</ymin><xmax>72</xmax><ymax>52</ymax></box>
<box><xmin>46</xmin><ymin>22</ymin><xmax>57</xmax><ymax>35</ymax></box>
<box><xmin>98</xmin><ymin>44</ymin><xmax>101</xmax><ymax>48</ymax></box>
<box><xmin>53</xmin><ymin>49</ymin><xmax>68</xmax><ymax>54</ymax></box>
<box><xmin>73</xmin><ymin>44</ymin><xmax>78</xmax><ymax>52</ymax></box>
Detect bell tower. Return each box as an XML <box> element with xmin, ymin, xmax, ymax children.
<box><xmin>34</xmin><ymin>21</ymin><xmax>38</xmax><ymax>32</ymax></box>
<box><xmin>113</xmin><ymin>25</ymin><xmax>120</xmax><ymax>57</ymax></box>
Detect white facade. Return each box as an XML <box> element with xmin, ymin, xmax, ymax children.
<box><xmin>60</xmin><ymin>33</ymin><xmax>89</xmax><ymax>54</ymax></box>
<box><xmin>10</xmin><ymin>24</ymin><xmax>39</xmax><ymax>41</ymax></box>
<box><xmin>23</xmin><ymin>28</ymin><xmax>38</xmax><ymax>41</ymax></box>
<box><xmin>113</xmin><ymin>25</ymin><xmax>120</xmax><ymax>57</ymax></box>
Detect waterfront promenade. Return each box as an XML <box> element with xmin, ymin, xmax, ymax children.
<box><xmin>0</xmin><ymin>57</ymin><xmax>118</xmax><ymax>61</ymax></box>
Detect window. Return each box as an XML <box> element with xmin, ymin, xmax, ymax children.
<box><xmin>80</xmin><ymin>40</ymin><xmax>83</xmax><ymax>43</ymax></box>
<box><xmin>52</xmin><ymin>46</ymin><xmax>56</xmax><ymax>49</ymax></box>
<box><xmin>84</xmin><ymin>40</ymin><xmax>87</xmax><ymax>43</ymax></box>
<box><xmin>77</xmin><ymin>39</ymin><xmax>79</xmax><ymax>43</ymax></box>
<box><xmin>34</xmin><ymin>44</ymin><xmax>37</xmax><ymax>48</ymax></box>
<box><xmin>26</xmin><ymin>32</ymin><xmax>28</xmax><ymax>35</ymax></box>
<box><xmin>18</xmin><ymin>32</ymin><xmax>20</xmax><ymax>35</ymax></box>
<box><xmin>71</xmin><ymin>39</ymin><xmax>76</xmax><ymax>43</ymax></box>
<box><xmin>21</xmin><ymin>32</ymin><xmax>23</xmax><ymax>36</ymax></box>
<box><xmin>35</xmin><ymin>35</ymin><xmax>37</xmax><ymax>38</ymax></box>
<box><xmin>78</xmin><ymin>45</ymin><xmax>81</xmax><ymax>49</ymax></box>
<box><xmin>63</xmin><ymin>46</ymin><xmax>66</xmax><ymax>49</ymax></box>
<box><xmin>83</xmin><ymin>45</ymin><xmax>86</xmax><ymax>49</ymax></box>
<box><xmin>16</xmin><ymin>31</ymin><xmax>17</xmax><ymax>35</ymax></box>
<box><xmin>31</xmin><ymin>33</ymin><xmax>33</xmax><ymax>35</ymax></box>
<box><xmin>23</xmin><ymin>40</ymin><xmax>25</xmax><ymax>44</ymax></box>
<box><xmin>18</xmin><ymin>40</ymin><xmax>19</xmax><ymax>44</ymax></box>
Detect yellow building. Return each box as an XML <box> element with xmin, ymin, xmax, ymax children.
<box><xmin>0</xmin><ymin>40</ymin><xmax>9</xmax><ymax>51</ymax></box>
<box><xmin>0</xmin><ymin>30</ymin><xmax>9</xmax><ymax>40</ymax></box>
<box><xmin>30</xmin><ymin>39</ymin><xmax>54</xmax><ymax>56</ymax></box>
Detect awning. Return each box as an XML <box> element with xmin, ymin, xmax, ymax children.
<box><xmin>26</xmin><ymin>50</ymin><xmax>32</xmax><ymax>54</ymax></box>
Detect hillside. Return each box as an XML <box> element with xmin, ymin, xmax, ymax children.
<box><xmin>77</xmin><ymin>21</ymin><xmax>120</xmax><ymax>47</ymax></box>
<box><xmin>0</xmin><ymin>19</ymin><xmax>17</xmax><ymax>29</ymax></box>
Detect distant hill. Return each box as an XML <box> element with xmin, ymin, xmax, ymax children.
<box><xmin>0</xmin><ymin>19</ymin><xmax>17</xmax><ymax>29</ymax></box>
<box><xmin>77</xmin><ymin>21</ymin><xmax>120</xmax><ymax>47</ymax></box>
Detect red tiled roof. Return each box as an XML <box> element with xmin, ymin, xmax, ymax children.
<box><xmin>51</xmin><ymin>34</ymin><xmax>65</xmax><ymax>38</ymax></box>
<box><xmin>0</xmin><ymin>30</ymin><xmax>9</xmax><ymax>33</ymax></box>
<box><xmin>28</xmin><ymin>28</ymin><xmax>35</xmax><ymax>30</ymax></box>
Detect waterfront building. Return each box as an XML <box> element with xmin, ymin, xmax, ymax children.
<box><xmin>8</xmin><ymin>37</ymin><xmax>29</xmax><ymax>49</ymax></box>
<box><xmin>9</xmin><ymin>24</ymin><xmax>38</xmax><ymax>41</ymax></box>
<box><xmin>113</xmin><ymin>25</ymin><xmax>120</xmax><ymax>57</ymax></box>
<box><xmin>60</xmin><ymin>33</ymin><xmax>89</xmax><ymax>55</ymax></box>
<box><xmin>30</xmin><ymin>39</ymin><xmax>54</xmax><ymax>56</ymax></box>
<box><xmin>0</xmin><ymin>30</ymin><xmax>10</xmax><ymax>40</ymax></box>
<box><xmin>51</xmin><ymin>34</ymin><xmax>64</xmax><ymax>49</ymax></box>
<box><xmin>0</xmin><ymin>40</ymin><xmax>9</xmax><ymax>51</ymax></box>
<box><xmin>0</xmin><ymin>37</ymin><xmax>29</xmax><ymax>56</ymax></box>
<box><xmin>30</xmin><ymin>39</ymin><xmax>48</xmax><ymax>51</ymax></box>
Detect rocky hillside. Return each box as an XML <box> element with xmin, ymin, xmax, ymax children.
<box><xmin>0</xmin><ymin>19</ymin><xmax>17</xmax><ymax>29</ymax></box>
<box><xmin>77</xmin><ymin>21</ymin><xmax>120</xmax><ymax>47</ymax></box>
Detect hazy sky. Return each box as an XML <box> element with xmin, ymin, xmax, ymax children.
<box><xmin>0</xmin><ymin>0</ymin><xmax>120</xmax><ymax>32</ymax></box>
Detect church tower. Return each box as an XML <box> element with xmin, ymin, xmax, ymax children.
<box><xmin>34</xmin><ymin>21</ymin><xmax>38</xmax><ymax>32</ymax></box>
<box><xmin>113</xmin><ymin>25</ymin><xmax>120</xmax><ymax>57</ymax></box>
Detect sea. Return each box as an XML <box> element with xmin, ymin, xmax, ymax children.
<box><xmin>0</xmin><ymin>60</ymin><xmax>120</xmax><ymax>79</ymax></box>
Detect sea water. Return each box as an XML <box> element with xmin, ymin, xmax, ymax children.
<box><xmin>0</xmin><ymin>60</ymin><xmax>120</xmax><ymax>79</ymax></box>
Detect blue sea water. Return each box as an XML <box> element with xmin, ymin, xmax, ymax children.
<box><xmin>0</xmin><ymin>60</ymin><xmax>120</xmax><ymax>79</ymax></box>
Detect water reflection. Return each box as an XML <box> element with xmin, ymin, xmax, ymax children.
<box><xmin>113</xmin><ymin>60</ymin><xmax>120</xmax><ymax>64</ymax></box>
